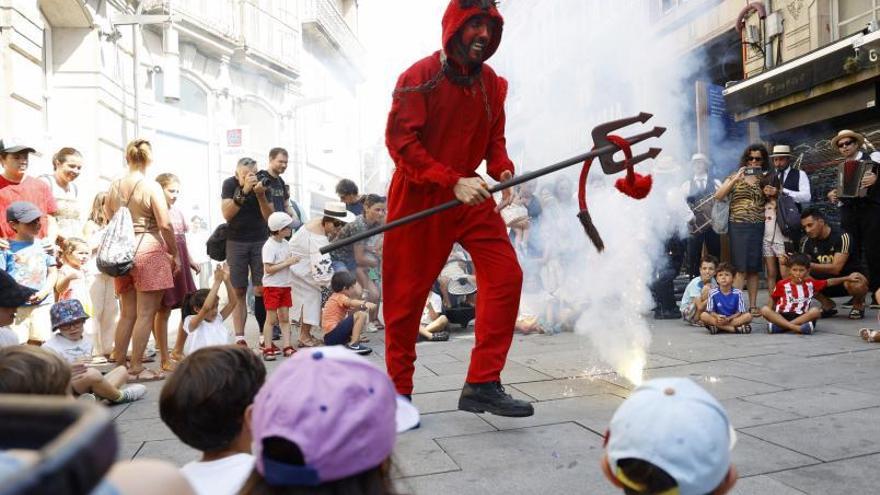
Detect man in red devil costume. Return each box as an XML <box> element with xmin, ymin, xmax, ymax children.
<box><xmin>384</xmin><ymin>0</ymin><xmax>533</xmax><ymax>417</ymax></box>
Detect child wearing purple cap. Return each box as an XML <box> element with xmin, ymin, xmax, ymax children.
<box><xmin>43</xmin><ymin>299</ymin><xmax>145</xmax><ymax>403</ymax></box>
<box><xmin>2</xmin><ymin>200</ymin><xmax>58</xmax><ymax>345</ymax></box>
<box><xmin>241</xmin><ymin>346</ymin><xmax>404</xmax><ymax>493</ymax></box>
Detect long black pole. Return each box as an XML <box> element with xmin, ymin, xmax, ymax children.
<box><xmin>320</xmin><ymin>142</ymin><xmax>620</xmax><ymax>255</ymax></box>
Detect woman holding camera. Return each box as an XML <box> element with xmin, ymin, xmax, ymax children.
<box><xmin>715</xmin><ymin>144</ymin><xmax>769</xmax><ymax>315</ymax></box>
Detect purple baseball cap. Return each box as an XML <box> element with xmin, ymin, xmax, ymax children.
<box><xmin>251</xmin><ymin>346</ymin><xmax>405</xmax><ymax>487</ymax></box>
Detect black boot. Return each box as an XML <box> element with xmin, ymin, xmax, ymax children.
<box><xmin>458</xmin><ymin>381</ymin><xmax>534</xmax><ymax>417</ymax></box>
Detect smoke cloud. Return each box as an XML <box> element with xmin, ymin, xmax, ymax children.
<box><xmin>494</xmin><ymin>0</ymin><xmax>703</xmax><ymax>384</ymax></box>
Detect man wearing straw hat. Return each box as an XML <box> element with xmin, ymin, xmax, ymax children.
<box><xmin>383</xmin><ymin>0</ymin><xmax>532</xmax><ymax>417</ymax></box>
<box><xmin>766</xmin><ymin>145</ymin><xmax>810</xmax><ymax>207</ymax></box>
<box><xmin>827</xmin><ymin>130</ymin><xmax>880</xmax><ymax>307</ymax></box>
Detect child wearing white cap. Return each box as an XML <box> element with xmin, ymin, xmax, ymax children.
<box><xmin>601</xmin><ymin>377</ymin><xmax>738</xmax><ymax>495</ymax></box>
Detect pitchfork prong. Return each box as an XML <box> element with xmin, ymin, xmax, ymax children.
<box><xmin>591</xmin><ymin>113</ymin><xmax>663</xmax><ymax>174</ymax></box>
<box><xmin>626</xmin><ymin>147</ymin><xmax>663</xmax><ymax>167</ymax></box>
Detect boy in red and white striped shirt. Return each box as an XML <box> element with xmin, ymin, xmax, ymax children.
<box><xmin>761</xmin><ymin>254</ymin><xmax>860</xmax><ymax>334</ymax></box>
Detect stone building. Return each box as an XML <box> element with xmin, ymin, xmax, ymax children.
<box><xmin>1</xmin><ymin>0</ymin><xmax>364</xmax><ymax>231</ymax></box>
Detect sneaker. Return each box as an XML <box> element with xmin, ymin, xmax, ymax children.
<box><xmin>799</xmin><ymin>322</ymin><xmax>814</xmax><ymax>335</ymax></box>
<box><xmin>458</xmin><ymin>382</ymin><xmax>534</xmax><ymax>417</ymax></box>
<box><xmin>345</xmin><ymin>343</ymin><xmax>373</xmax><ymax>355</ymax></box>
<box><xmin>767</xmin><ymin>323</ymin><xmax>785</xmax><ymax>334</ymax></box>
<box><xmin>365</xmin><ymin>322</ymin><xmax>379</xmax><ymax>333</ymax></box>
<box><xmin>115</xmin><ymin>384</ymin><xmax>147</xmax><ymax>404</ymax></box>
<box><xmin>78</xmin><ymin>393</ymin><xmax>98</xmax><ymax>402</ymax></box>
<box><xmin>870</xmin><ymin>299</ymin><xmax>880</xmax><ymax>310</ymax></box>
<box><xmin>235</xmin><ymin>338</ymin><xmax>248</xmax><ymax>347</ymax></box>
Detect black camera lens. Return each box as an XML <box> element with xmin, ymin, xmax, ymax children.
<box><xmin>260</xmin><ymin>177</ymin><xmax>272</xmax><ymax>188</ymax></box>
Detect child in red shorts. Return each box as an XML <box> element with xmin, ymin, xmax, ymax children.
<box><xmin>261</xmin><ymin>212</ymin><xmax>300</xmax><ymax>361</ymax></box>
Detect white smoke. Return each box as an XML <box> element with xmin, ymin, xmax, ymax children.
<box><xmin>494</xmin><ymin>0</ymin><xmax>703</xmax><ymax>384</ymax></box>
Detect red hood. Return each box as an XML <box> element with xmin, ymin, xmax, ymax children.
<box><xmin>441</xmin><ymin>0</ymin><xmax>504</xmax><ymax>62</ymax></box>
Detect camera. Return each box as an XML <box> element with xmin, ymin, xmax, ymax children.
<box><xmin>744</xmin><ymin>167</ymin><xmax>760</xmax><ymax>176</ymax></box>
<box><xmin>255</xmin><ymin>170</ymin><xmax>273</xmax><ymax>188</ymax></box>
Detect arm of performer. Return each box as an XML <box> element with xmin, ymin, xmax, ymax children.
<box><xmin>714</xmin><ymin>168</ymin><xmax>745</xmax><ymax>201</ymax></box>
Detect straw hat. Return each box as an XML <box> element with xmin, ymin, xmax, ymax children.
<box><xmin>769</xmin><ymin>145</ymin><xmax>792</xmax><ymax>158</ymax></box>
<box><xmin>831</xmin><ymin>130</ymin><xmax>864</xmax><ymax>148</ymax></box>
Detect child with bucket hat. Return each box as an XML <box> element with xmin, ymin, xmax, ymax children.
<box><xmin>601</xmin><ymin>377</ymin><xmax>738</xmax><ymax>495</ymax></box>
<box><xmin>240</xmin><ymin>346</ymin><xmax>419</xmax><ymax>493</ymax></box>
<box><xmin>43</xmin><ymin>299</ymin><xmax>146</xmax><ymax>404</ymax></box>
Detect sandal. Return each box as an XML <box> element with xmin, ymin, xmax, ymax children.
<box><xmin>372</xmin><ymin>321</ymin><xmax>385</xmax><ymax>331</ymax></box>
<box><xmin>707</xmin><ymin>325</ymin><xmax>719</xmax><ymax>335</ymax></box>
<box><xmin>262</xmin><ymin>347</ymin><xmax>276</xmax><ymax>361</ymax></box>
<box><xmin>430</xmin><ymin>331</ymin><xmax>450</xmax><ymax>342</ymax></box>
<box><xmin>821</xmin><ymin>307</ymin><xmax>838</xmax><ymax>319</ymax></box>
<box><xmin>849</xmin><ymin>308</ymin><xmax>865</xmax><ymax>320</ymax></box>
<box><xmin>160</xmin><ymin>361</ymin><xmax>178</xmax><ymax>373</ymax></box>
<box><xmin>170</xmin><ymin>350</ymin><xmax>185</xmax><ymax>362</ymax></box>
<box><xmin>297</xmin><ymin>337</ymin><xmax>321</xmax><ymax>348</ymax></box>
<box><xmin>282</xmin><ymin>346</ymin><xmax>296</xmax><ymax>357</ymax></box>
<box><xmin>860</xmin><ymin>328</ymin><xmax>872</xmax><ymax>341</ymax></box>
<box><xmin>127</xmin><ymin>368</ymin><xmax>165</xmax><ymax>383</ymax></box>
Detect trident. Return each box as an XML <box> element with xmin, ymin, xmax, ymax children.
<box><xmin>320</xmin><ymin>113</ymin><xmax>665</xmax><ymax>255</ymax></box>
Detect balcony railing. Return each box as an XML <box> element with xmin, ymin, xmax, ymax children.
<box><xmin>301</xmin><ymin>0</ymin><xmax>364</xmax><ymax>72</ymax></box>
<box><xmin>170</xmin><ymin>0</ymin><xmax>300</xmax><ymax>76</ymax></box>
<box><xmin>240</xmin><ymin>0</ymin><xmax>300</xmax><ymax>72</ymax></box>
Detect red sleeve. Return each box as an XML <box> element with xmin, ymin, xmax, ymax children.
<box><xmin>385</xmin><ymin>71</ymin><xmax>462</xmax><ymax>188</ymax></box>
<box><xmin>485</xmin><ymin>76</ymin><xmax>515</xmax><ymax>181</ymax></box>
<box><xmin>770</xmin><ymin>280</ymin><xmax>785</xmax><ymax>300</ymax></box>
<box><xmin>812</xmin><ymin>278</ymin><xmax>828</xmax><ymax>292</ymax></box>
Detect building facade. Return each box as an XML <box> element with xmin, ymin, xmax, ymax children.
<box><xmin>1</xmin><ymin>0</ymin><xmax>364</xmax><ymax>235</ymax></box>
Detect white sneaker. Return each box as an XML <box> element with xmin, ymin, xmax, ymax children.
<box><xmin>78</xmin><ymin>393</ymin><xmax>97</xmax><ymax>402</ymax></box>
<box><xmin>365</xmin><ymin>322</ymin><xmax>379</xmax><ymax>333</ymax></box>
<box><xmin>116</xmin><ymin>384</ymin><xmax>147</xmax><ymax>403</ymax></box>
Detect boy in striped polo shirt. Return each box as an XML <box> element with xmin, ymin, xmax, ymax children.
<box><xmin>699</xmin><ymin>262</ymin><xmax>752</xmax><ymax>334</ymax></box>
<box><xmin>761</xmin><ymin>254</ymin><xmax>860</xmax><ymax>334</ymax></box>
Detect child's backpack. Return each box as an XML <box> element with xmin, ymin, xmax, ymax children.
<box><xmin>96</xmin><ymin>180</ymin><xmax>143</xmax><ymax>277</ymax></box>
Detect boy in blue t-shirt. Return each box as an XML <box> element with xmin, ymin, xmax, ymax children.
<box><xmin>699</xmin><ymin>262</ymin><xmax>752</xmax><ymax>334</ymax></box>
<box><xmin>1</xmin><ymin>201</ymin><xmax>57</xmax><ymax>345</ymax></box>
<box><xmin>679</xmin><ymin>255</ymin><xmax>718</xmax><ymax>325</ymax></box>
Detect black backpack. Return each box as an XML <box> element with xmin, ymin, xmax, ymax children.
<box><xmin>206</xmin><ymin>223</ymin><xmax>228</xmax><ymax>261</ymax></box>
<box><xmin>776</xmin><ymin>194</ymin><xmax>802</xmax><ymax>238</ymax></box>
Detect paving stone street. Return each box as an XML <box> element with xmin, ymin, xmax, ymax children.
<box><xmin>110</xmin><ymin>304</ymin><xmax>880</xmax><ymax>495</ymax></box>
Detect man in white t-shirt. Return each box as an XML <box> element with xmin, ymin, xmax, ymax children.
<box><xmin>159</xmin><ymin>346</ymin><xmax>266</xmax><ymax>495</ymax></box>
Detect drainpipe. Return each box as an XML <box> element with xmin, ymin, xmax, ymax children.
<box><xmin>133</xmin><ymin>1</ymin><xmax>143</xmax><ymax>135</ymax></box>
<box><xmin>163</xmin><ymin>21</ymin><xmax>180</xmax><ymax>102</ymax></box>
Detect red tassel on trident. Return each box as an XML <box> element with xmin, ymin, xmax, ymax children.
<box><xmin>608</xmin><ymin>134</ymin><xmax>653</xmax><ymax>199</ymax></box>
<box><xmin>577</xmin><ymin>134</ymin><xmax>653</xmax><ymax>252</ymax></box>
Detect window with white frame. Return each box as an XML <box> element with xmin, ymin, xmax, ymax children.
<box><xmin>835</xmin><ymin>0</ymin><xmax>880</xmax><ymax>38</ymax></box>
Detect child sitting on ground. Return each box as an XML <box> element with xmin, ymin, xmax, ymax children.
<box><xmin>419</xmin><ymin>292</ymin><xmax>450</xmax><ymax>342</ymax></box>
<box><xmin>0</xmin><ymin>270</ymin><xmax>34</xmax><ymax>347</ymax></box>
<box><xmin>159</xmin><ymin>346</ymin><xmax>266</xmax><ymax>495</ymax></box>
<box><xmin>182</xmin><ymin>264</ymin><xmax>236</xmax><ymax>356</ymax></box>
<box><xmin>699</xmin><ymin>262</ymin><xmax>753</xmax><ymax>334</ymax></box>
<box><xmin>679</xmin><ymin>255</ymin><xmax>718</xmax><ymax>325</ymax></box>
<box><xmin>42</xmin><ymin>299</ymin><xmax>145</xmax><ymax>403</ymax></box>
<box><xmin>602</xmin><ymin>377</ymin><xmax>738</xmax><ymax>495</ymax></box>
<box><xmin>321</xmin><ymin>271</ymin><xmax>375</xmax><ymax>355</ymax></box>
<box><xmin>2</xmin><ymin>201</ymin><xmax>58</xmax><ymax>345</ymax></box>
<box><xmin>761</xmin><ymin>253</ymin><xmax>859</xmax><ymax>335</ymax></box>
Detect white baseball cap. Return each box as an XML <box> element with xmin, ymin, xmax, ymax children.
<box><xmin>268</xmin><ymin>211</ymin><xmax>295</xmax><ymax>232</ymax></box>
<box><xmin>606</xmin><ymin>377</ymin><xmax>735</xmax><ymax>495</ymax></box>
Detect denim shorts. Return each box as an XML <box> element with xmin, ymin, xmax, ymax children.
<box><xmin>324</xmin><ymin>315</ymin><xmax>354</xmax><ymax>346</ymax></box>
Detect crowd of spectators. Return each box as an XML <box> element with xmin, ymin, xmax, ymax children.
<box><xmin>678</xmin><ymin>129</ymin><xmax>880</xmax><ymax>337</ymax></box>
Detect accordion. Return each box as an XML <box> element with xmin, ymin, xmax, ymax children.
<box><xmin>838</xmin><ymin>159</ymin><xmax>872</xmax><ymax>198</ymax></box>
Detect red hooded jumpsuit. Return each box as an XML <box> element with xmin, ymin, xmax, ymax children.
<box><xmin>383</xmin><ymin>0</ymin><xmax>522</xmax><ymax>395</ymax></box>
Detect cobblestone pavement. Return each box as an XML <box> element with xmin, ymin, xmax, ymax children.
<box><xmin>111</xmin><ymin>303</ymin><xmax>880</xmax><ymax>494</ymax></box>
